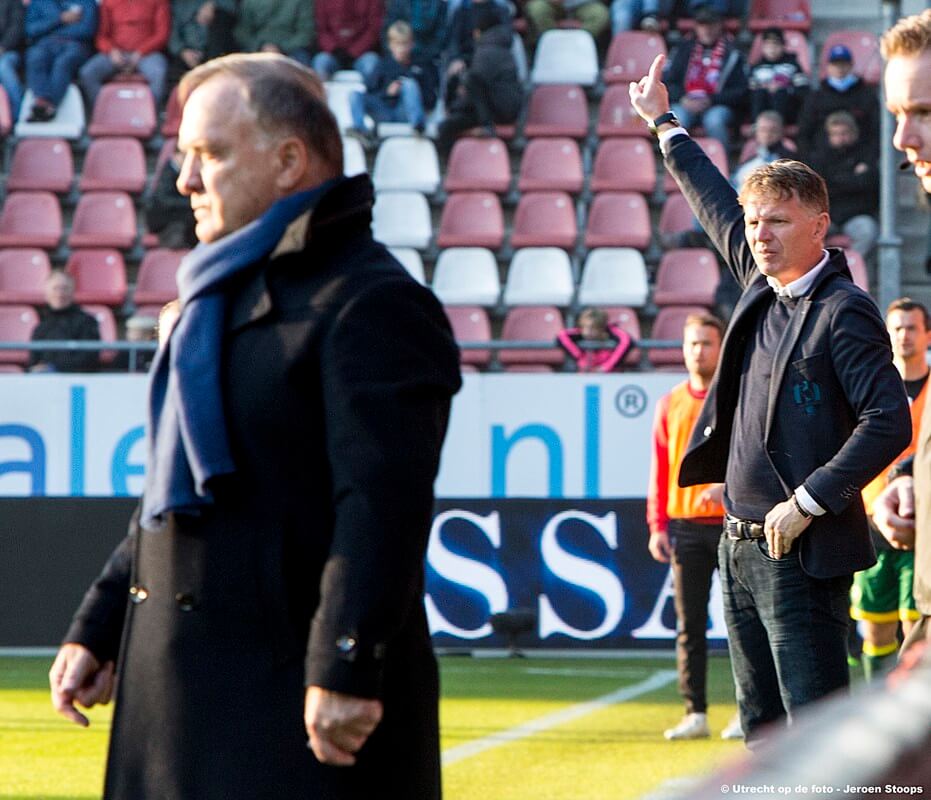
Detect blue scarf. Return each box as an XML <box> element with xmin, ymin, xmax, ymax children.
<box><xmin>140</xmin><ymin>180</ymin><xmax>337</xmax><ymax>528</ymax></box>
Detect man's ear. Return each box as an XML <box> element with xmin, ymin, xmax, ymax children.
<box><xmin>274</xmin><ymin>137</ymin><xmax>310</xmax><ymax>192</ymax></box>
<box><xmin>814</xmin><ymin>211</ymin><xmax>830</xmax><ymax>241</ymax></box>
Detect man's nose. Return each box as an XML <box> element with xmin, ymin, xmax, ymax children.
<box><xmin>893</xmin><ymin>115</ymin><xmax>921</xmax><ymax>153</ymax></box>
<box><xmin>176</xmin><ymin>153</ymin><xmax>202</xmax><ymax>195</ymax></box>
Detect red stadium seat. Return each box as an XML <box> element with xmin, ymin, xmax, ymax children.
<box><xmin>523</xmin><ymin>85</ymin><xmax>589</xmax><ymax>139</ymax></box>
<box><xmin>79</xmin><ymin>137</ymin><xmax>147</xmax><ymax>193</ymax></box>
<box><xmin>603</xmin><ymin>31</ymin><xmax>667</xmax><ymax>85</ymax></box>
<box><xmin>510</xmin><ymin>192</ymin><xmax>577</xmax><ymax>250</ymax></box>
<box><xmin>659</xmin><ymin>192</ymin><xmax>698</xmax><ymax>245</ymax></box>
<box><xmin>844</xmin><ymin>248</ymin><xmax>869</xmax><ymax>291</ymax></box>
<box><xmin>748</xmin><ymin>0</ymin><xmax>812</xmax><ymax>32</ymax></box>
<box><xmin>601</xmin><ymin>305</ymin><xmax>642</xmax><ymax>367</ymax></box>
<box><xmin>436</xmin><ymin>192</ymin><xmax>505</xmax><ymax>250</ymax></box>
<box><xmin>444</xmin><ymin>305</ymin><xmax>492</xmax><ymax>368</ymax></box>
<box><xmin>7</xmin><ymin>138</ymin><xmax>74</xmax><ymax>194</ymax></box>
<box><xmin>590</xmin><ymin>138</ymin><xmax>656</xmax><ymax>194</ymax></box>
<box><xmin>664</xmin><ymin>137</ymin><xmax>728</xmax><ymax>194</ymax></box>
<box><xmin>0</xmin><ymin>192</ymin><xmax>63</xmax><ymax>249</ymax></box>
<box><xmin>596</xmin><ymin>85</ymin><xmax>650</xmax><ymax>139</ymax></box>
<box><xmin>162</xmin><ymin>85</ymin><xmax>182</xmax><ymax>136</ymax></box>
<box><xmin>0</xmin><ymin>305</ymin><xmax>40</xmax><ymax>365</ymax></box>
<box><xmin>444</xmin><ymin>137</ymin><xmax>511</xmax><ymax>194</ymax></box>
<box><xmin>134</xmin><ymin>248</ymin><xmax>186</xmax><ymax>305</ymax></box>
<box><xmin>748</xmin><ymin>30</ymin><xmax>812</xmax><ymax>75</ymax></box>
<box><xmin>0</xmin><ymin>85</ymin><xmax>11</xmax><ymax>138</ymax></box>
<box><xmin>0</xmin><ymin>249</ymin><xmax>52</xmax><ymax>304</ymax></box>
<box><xmin>87</xmin><ymin>83</ymin><xmax>157</xmax><ymax>138</ymax></box>
<box><xmin>517</xmin><ymin>138</ymin><xmax>584</xmax><ymax>194</ymax></box>
<box><xmin>498</xmin><ymin>306</ymin><xmax>565</xmax><ymax>367</ymax></box>
<box><xmin>818</xmin><ymin>30</ymin><xmax>882</xmax><ymax>85</ymax></box>
<box><xmin>68</xmin><ymin>192</ymin><xmax>137</xmax><ymax>250</ymax></box>
<box><xmin>65</xmin><ymin>249</ymin><xmax>128</xmax><ymax>306</ymax></box>
<box><xmin>652</xmin><ymin>248</ymin><xmax>720</xmax><ymax>307</ymax></box>
<box><xmin>82</xmin><ymin>304</ymin><xmax>118</xmax><ymax>365</ymax></box>
<box><xmin>584</xmin><ymin>192</ymin><xmax>651</xmax><ymax>250</ymax></box>
<box><xmin>649</xmin><ymin>305</ymin><xmax>709</xmax><ymax>367</ymax></box>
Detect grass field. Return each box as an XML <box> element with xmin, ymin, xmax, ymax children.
<box><xmin>0</xmin><ymin>653</ymin><xmax>744</xmax><ymax>799</ymax></box>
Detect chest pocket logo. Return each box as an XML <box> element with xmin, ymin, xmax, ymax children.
<box><xmin>792</xmin><ymin>379</ymin><xmax>822</xmax><ymax>415</ymax></box>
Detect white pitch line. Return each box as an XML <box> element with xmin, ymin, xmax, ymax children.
<box><xmin>442</xmin><ymin>669</ymin><xmax>678</xmax><ymax>766</ymax></box>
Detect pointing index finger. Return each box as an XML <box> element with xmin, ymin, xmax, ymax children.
<box><xmin>648</xmin><ymin>53</ymin><xmax>666</xmax><ymax>85</ymax></box>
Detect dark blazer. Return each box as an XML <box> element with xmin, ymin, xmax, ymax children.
<box><xmin>64</xmin><ymin>175</ymin><xmax>462</xmax><ymax>800</ymax></box>
<box><xmin>665</xmin><ymin>134</ymin><xmax>911</xmax><ymax>579</ymax></box>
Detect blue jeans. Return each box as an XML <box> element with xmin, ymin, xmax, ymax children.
<box><xmin>79</xmin><ymin>51</ymin><xmax>168</xmax><ymax>106</ymax></box>
<box><xmin>0</xmin><ymin>51</ymin><xmax>23</xmax><ymax>120</ymax></box>
<box><xmin>25</xmin><ymin>37</ymin><xmax>90</xmax><ymax>107</ymax></box>
<box><xmin>671</xmin><ymin>102</ymin><xmax>733</xmax><ymax>148</ymax></box>
<box><xmin>610</xmin><ymin>0</ymin><xmax>671</xmax><ymax>34</ymax></box>
<box><xmin>311</xmin><ymin>51</ymin><xmax>379</xmax><ymax>83</ymax></box>
<box><xmin>349</xmin><ymin>78</ymin><xmax>425</xmax><ymax>131</ymax></box>
<box><xmin>718</xmin><ymin>534</ymin><xmax>851</xmax><ymax>747</ymax></box>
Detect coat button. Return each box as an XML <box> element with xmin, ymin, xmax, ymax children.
<box><xmin>129</xmin><ymin>585</ymin><xmax>148</xmax><ymax>604</ymax></box>
<box><xmin>336</xmin><ymin>635</ymin><xmax>358</xmax><ymax>658</ymax></box>
<box><xmin>175</xmin><ymin>592</ymin><xmax>197</xmax><ymax>611</ymax></box>
<box><xmin>703</xmin><ymin>426</ymin><xmax>714</xmax><ymax>437</ymax></box>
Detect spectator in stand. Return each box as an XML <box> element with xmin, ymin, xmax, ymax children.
<box><xmin>29</xmin><ymin>271</ymin><xmax>100</xmax><ymax>373</ymax></box>
<box><xmin>436</xmin><ymin>4</ymin><xmax>520</xmax><ymax>156</ymax></box>
<box><xmin>524</xmin><ymin>0</ymin><xmax>609</xmax><ymax>44</ymax></box>
<box><xmin>0</xmin><ymin>0</ymin><xmax>26</xmax><ymax>120</ymax></box>
<box><xmin>78</xmin><ymin>0</ymin><xmax>170</xmax><ymax>107</ymax></box>
<box><xmin>311</xmin><ymin>0</ymin><xmax>382</xmax><ymax>82</ymax></box>
<box><xmin>444</xmin><ymin>0</ymin><xmax>508</xmax><ymax>102</ymax></box>
<box><xmin>664</xmin><ymin>4</ymin><xmax>748</xmax><ymax>149</ymax></box>
<box><xmin>166</xmin><ymin>0</ymin><xmax>238</xmax><ymax>85</ymax></box>
<box><xmin>384</xmin><ymin>0</ymin><xmax>448</xmax><ymax>68</ymax></box>
<box><xmin>112</xmin><ymin>313</ymin><xmax>158</xmax><ymax>372</ymax></box>
<box><xmin>732</xmin><ymin>110</ymin><xmax>794</xmax><ymax>190</ymax></box>
<box><xmin>145</xmin><ymin>147</ymin><xmax>198</xmax><ymax>248</ymax></box>
<box><xmin>349</xmin><ymin>20</ymin><xmax>435</xmax><ymax>143</ymax></box>
<box><xmin>677</xmin><ymin>0</ymin><xmax>747</xmax><ymax>22</ymax></box>
<box><xmin>807</xmin><ymin>110</ymin><xmax>879</xmax><ymax>255</ymax></box>
<box><xmin>23</xmin><ymin>0</ymin><xmax>98</xmax><ymax>122</ymax></box>
<box><xmin>796</xmin><ymin>44</ymin><xmax>878</xmax><ymax>157</ymax></box>
<box><xmin>610</xmin><ymin>0</ymin><xmax>673</xmax><ymax>34</ymax></box>
<box><xmin>556</xmin><ymin>307</ymin><xmax>632</xmax><ymax>372</ymax></box>
<box><xmin>748</xmin><ymin>27</ymin><xmax>808</xmax><ymax>126</ymax></box>
<box><xmin>233</xmin><ymin>0</ymin><xmax>315</xmax><ymax>67</ymax></box>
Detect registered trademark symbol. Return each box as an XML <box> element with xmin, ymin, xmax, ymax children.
<box><xmin>614</xmin><ymin>385</ymin><xmax>648</xmax><ymax>418</ymax></box>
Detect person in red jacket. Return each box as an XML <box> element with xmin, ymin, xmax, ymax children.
<box><xmin>312</xmin><ymin>0</ymin><xmax>383</xmax><ymax>82</ymax></box>
<box><xmin>647</xmin><ymin>311</ymin><xmax>740</xmax><ymax>740</ymax></box>
<box><xmin>78</xmin><ymin>0</ymin><xmax>170</xmax><ymax>105</ymax></box>
<box><xmin>556</xmin><ymin>307</ymin><xmax>632</xmax><ymax>373</ymax></box>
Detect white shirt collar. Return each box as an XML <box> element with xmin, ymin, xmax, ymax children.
<box><xmin>766</xmin><ymin>250</ymin><xmax>830</xmax><ymax>300</ymax></box>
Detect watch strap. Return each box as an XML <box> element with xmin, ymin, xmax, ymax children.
<box><xmin>649</xmin><ymin>111</ymin><xmax>679</xmax><ymax>135</ymax></box>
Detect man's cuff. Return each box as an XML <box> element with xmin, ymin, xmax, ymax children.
<box><xmin>658</xmin><ymin>126</ymin><xmax>689</xmax><ymax>155</ymax></box>
<box><xmin>795</xmin><ymin>485</ymin><xmax>826</xmax><ymax>517</ymax></box>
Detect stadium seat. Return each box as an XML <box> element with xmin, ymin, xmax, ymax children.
<box><xmin>503</xmin><ymin>248</ymin><xmax>575</xmax><ymax>307</ymax></box>
<box><xmin>436</xmin><ymin>192</ymin><xmax>505</xmax><ymax>250</ymax></box>
<box><xmin>818</xmin><ymin>30</ymin><xmax>882</xmax><ymax>85</ymax></box>
<box><xmin>0</xmin><ymin>191</ymin><xmax>63</xmax><ymax>249</ymax></box>
<box><xmin>15</xmin><ymin>84</ymin><xmax>86</xmax><ymax>139</ymax></box>
<box><xmin>603</xmin><ymin>31</ymin><xmax>667</xmax><ymax>85</ymax></box>
<box><xmin>584</xmin><ymin>193</ymin><xmax>651</xmax><ymax>251</ymax></box>
<box><xmin>577</xmin><ymin>248</ymin><xmax>649</xmax><ymax>307</ymax></box>
<box><xmin>79</xmin><ymin>137</ymin><xmax>147</xmax><ymax>194</ymax></box>
<box><xmin>444</xmin><ymin>137</ymin><xmax>511</xmax><ymax>194</ymax></box>
<box><xmin>659</xmin><ymin>192</ymin><xmax>698</xmax><ymax>245</ymax></box>
<box><xmin>511</xmin><ymin>192</ymin><xmax>577</xmax><ymax>251</ymax></box>
<box><xmin>387</xmin><ymin>247</ymin><xmax>426</xmax><ymax>284</ymax></box>
<box><xmin>0</xmin><ymin>249</ymin><xmax>52</xmax><ymax>304</ymax></box>
<box><xmin>372</xmin><ymin>136</ymin><xmax>441</xmax><ymax>194</ymax></box>
<box><xmin>0</xmin><ymin>85</ymin><xmax>10</xmax><ymax>138</ymax></box>
<box><xmin>342</xmin><ymin>135</ymin><xmax>367</xmax><ymax>177</ymax></box>
<box><xmin>0</xmin><ymin>305</ymin><xmax>40</xmax><ymax>365</ymax></box>
<box><xmin>325</xmin><ymin>79</ymin><xmax>366</xmax><ymax>131</ymax></box>
<box><xmin>444</xmin><ymin>305</ymin><xmax>492</xmax><ymax>368</ymax></box>
<box><xmin>648</xmin><ymin>306</ymin><xmax>708</xmax><ymax>368</ymax></box>
<box><xmin>748</xmin><ymin>29</ymin><xmax>812</xmax><ymax>75</ymax></box>
<box><xmin>523</xmin><ymin>85</ymin><xmax>589</xmax><ymax>139</ymax></box>
<box><xmin>68</xmin><ymin>192</ymin><xmax>137</xmax><ymax>250</ymax></box>
<box><xmin>652</xmin><ymin>248</ymin><xmax>720</xmax><ymax>307</ymax></box>
<box><xmin>602</xmin><ymin>305</ymin><xmax>642</xmax><ymax>367</ymax></box>
<box><xmin>664</xmin><ymin>137</ymin><xmax>728</xmax><ymax>193</ymax></box>
<box><xmin>590</xmin><ymin>138</ymin><xmax>656</xmax><ymax>194</ymax></box>
<box><xmin>596</xmin><ymin>85</ymin><xmax>650</xmax><ymax>139</ymax></box>
<box><xmin>87</xmin><ymin>83</ymin><xmax>157</xmax><ymax>138</ymax></box>
<box><xmin>517</xmin><ymin>138</ymin><xmax>584</xmax><ymax>194</ymax></box>
<box><xmin>82</xmin><ymin>304</ymin><xmax>118</xmax><ymax>365</ymax></box>
<box><xmin>844</xmin><ymin>248</ymin><xmax>869</xmax><ymax>291</ymax></box>
<box><xmin>65</xmin><ymin>249</ymin><xmax>128</xmax><ymax>306</ymax></box>
<box><xmin>133</xmin><ymin>248</ymin><xmax>185</xmax><ymax>305</ymax></box>
<box><xmin>371</xmin><ymin>191</ymin><xmax>432</xmax><ymax>249</ymax></box>
<box><xmin>0</xmin><ymin>364</ymin><xmax>23</xmax><ymax>373</ymax></box>
<box><xmin>161</xmin><ymin>85</ymin><xmax>182</xmax><ymax>136</ymax></box>
<box><xmin>432</xmin><ymin>248</ymin><xmax>501</xmax><ymax>306</ymax></box>
<box><xmin>6</xmin><ymin>138</ymin><xmax>74</xmax><ymax>194</ymax></box>
<box><xmin>498</xmin><ymin>306</ymin><xmax>566</xmax><ymax>367</ymax></box>
<box><xmin>748</xmin><ymin>0</ymin><xmax>812</xmax><ymax>32</ymax></box>
<box><xmin>531</xmin><ymin>29</ymin><xmax>599</xmax><ymax>86</ymax></box>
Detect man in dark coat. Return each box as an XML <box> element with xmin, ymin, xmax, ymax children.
<box><xmin>630</xmin><ymin>54</ymin><xmax>911</xmax><ymax>747</ymax></box>
<box><xmin>49</xmin><ymin>53</ymin><xmax>461</xmax><ymax>800</ymax></box>
<box><xmin>29</xmin><ymin>270</ymin><xmax>100</xmax><ymax>372</ymax></box>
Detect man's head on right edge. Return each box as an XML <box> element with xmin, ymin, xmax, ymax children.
<box><xmin>886</xmin><ymin>297</ymin><xmax>930</xmax><ymax>367</ymax></box>
<box><xmin>176</xmin><ymin>53</ymin><xmax>344</xmax><ymax>244</ymax></box>
<box><xmin>738</xmin><ymin>159</ymin><xmax>830</xmax><ymax>285</ymax></box>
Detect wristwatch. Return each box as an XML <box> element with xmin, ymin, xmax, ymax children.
<box><xmin>648</xmin><ymin>111</ymin><xmax>681</xmax><ymax>136</ymax></box>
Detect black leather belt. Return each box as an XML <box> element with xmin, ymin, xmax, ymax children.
<box><xmin>725</xmin><ymin>514</ymin><xmax>765</xmax><ymax>540</ymax></box>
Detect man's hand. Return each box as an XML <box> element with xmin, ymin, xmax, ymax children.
<box><xmin>872</xmin><ymin>476</ymin><xmax>916</xmax><ymax>550</ymax></box>
<box><xmin>304</xmin><ymin>686</ymin><xmax>383</xmax><ymax>766</ymax></box>
<box><xmin>386</xmin><ymin>80</ymin><xmax>401</xmax><ymax>97</ymax></box>
<box><xmin>180</xmin><ymin>48</ymin><xmax>204</xmax><ymax>68</ymax></box>
<box><xmin>648</xmin><ymin>530</ymin><xmax>672</xmax><ymax>563</ymax></box>
<box><xmin>698</xmin><ymin>483</ymin><xmax>724</xmax><ymax>510</ymax></box>
<box><xmin>763</xmin><ymin>498</ymin><xmax>813</xmax><ymax>559</ymax></box>
<box><xmin>49</xmin><ymin>643</ymin><xmax>115</xmax><ymax>727</ymax></box>
<box><xmin>196</xmin><ymin>1</ymin><xmax>216</xmax><ymax>27</ymax></box>
<box><xmin>628</xmin><ymin>53</ymin><xmax>670</xmax><ymax>124</ymax></box>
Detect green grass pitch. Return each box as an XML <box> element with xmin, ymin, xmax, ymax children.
<box><xmin>0</xmin><ymin>654</ymin><xmax>744</xmax><ymax>799</ymax></box>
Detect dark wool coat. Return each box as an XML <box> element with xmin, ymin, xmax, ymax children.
<box><xmin>64</xmin><ymin>175</ymin><xmax>462</xmax><ymax>800</ymax></box>
<box><xmin>663</xmin><ymin>134</ymin><xmax>911</xmax><ymax>579</ymax></box>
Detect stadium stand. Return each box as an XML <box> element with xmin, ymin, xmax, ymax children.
<box><xmin>584</xmin><ymin>192</ymin><xmax>651</xmax><ymax>251</ymax></box>
<box><xmin>371</xmin><ymin>191</ymin><xmax>432</xmax><ymax>250</ymax></box>
<box><xmin>67</xmin><ymin>192</ymin><xmax>137</xmax><ymax>250</ymax></box>
<box><xmin>0</xmin><ymin>250</ymin><xmax>52</xmax><ymax>305</ymax></box>
<box><xmin>132</xmin><ymin>248</ymin><xmax>185</xmax><ymax>306</ymax></box>
<box><xmin>83</xmin><ymin>304</ymin><xmax>118</xmax><ymax>365</ymax></box>
<box><xmin>6</xmin><ymin>139</ymin><xmax>74</xmax><ymax>195</ymax></box>
<box><xmin>511</xmin><ymin>191</ymin><xmax>578</xmax><ymax>251</ymax></box>
<box><xmin>437</xmin><ymin>192</ymin><xmax>505</xmax><ymax>250</ymax></box>
<box><xmin>602</xmin><ymin>31</ymin><xmax>667</xmax><ymax>85</ymax></box>
<box><xmin>65</xmin><ymin>249</ymin><xmax>128</xmax><ymax>307</ymax></box>
<box><xmin>663</xmin><ymin>136</ymin><xmax>729</xmax><ymax>193</ymax></box>
<box><xmin>652</xmin><ymin>248</ymin><xmax>721</xmax><ymax>308</ymax></box>
<box><xmin>372</xmin><ymin>136</ymin><xmax>441</xmax><ymax>195</ymax></box>
<box><xmin>14</xmin><ymin>85</ymin><xmax>86</xmax><ymax>140</ymax></box>
<box><xmin>0</xmin><ymin>87</ymin><xmax>11</xmax><ymax>139</ymax></box>
<box><xmin>590</xmin><ymin>137</ymin><xmax>657</xmax><ymax>195</ymax></box>
<box><xmin>517</xmin><ymin>138</ymin><xmax>584</xmax><ymax>194</ymax></box>
<box><xmin>443</xmin><ymin>137</ymin><xmax>512</xmax><ymax>194</ymax></box>
<box><xmin>596</xmin><ymin>84</ymin><xmax>650</xmax><ymax>139</ymax></box>
<box><xmin>523</xmin><ymin>84</ymin><xmax>589</xmax><ymax>139</ymax></box>
<box><xmin>530</xmin><ymin>29</ymin><xmax>599</xmax><ymax>86</ymax></box>
<box><xmin>502</xmin><ymin>247</ymin><xmax>575</xmax><ymax>307</ymax></box>
<box><xmin>387</xmin><ymin>247</ymin><xmax>427</xmax><ymax>284</ymax></box>
<box><xmin>0</xmin><ymin>305</ymin><xmax>39</xmax><ymax>365</ymax></box>
<box><xmin>748</xmin><ymin>28</ymin><xmax>813</xmax><ymax>74</ymax></box>
<box><xmin>648</xmin><ymin>305</ymin><xmax>709</xmax><ymax>368</ymax></box>
<box><xmin>342</xmin><ymin>135</ymin><xmax>368</xmax><ymax>177</ymax></box>
<box><xmin>87</xmin><ymin>83</ymin><xmax>158</xmax><ymax>139</ymax></box>
<box><xmin>817</xmin><ymin>28</ymin><xmax>882</xmax><ymax>84</ymax></box>
<box><xmin>577</xmin><ymin>248</ymin><xmax>650</xmax><ymax>308</ymax></box>
<box><xmin>747</xmin><ymin>0</ymin><xmax>812</xmax><ymax>32</ymax></box>
<box><xmin>498</xmin><ymin>306</ymin><xmax>566</xmax><ymax>369</ymax></box>
<box><xmin>444</xmin><ymin>305</ymin><xmax>492</xmax><ymax>368</ymax></box>
<box><xmin>0</xmin><ymin>192</ymin><xmax>63</xmax><ymax>250</ymax></box>
<box><xmin>432</xmin><ymin>248</ymin><xmax>501</xmax><ymax>307</ymax></box>
<box><xmin>79</xmin><ymin>138</ymin><xmax>148</xmax><ymax>194</ymax></box>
